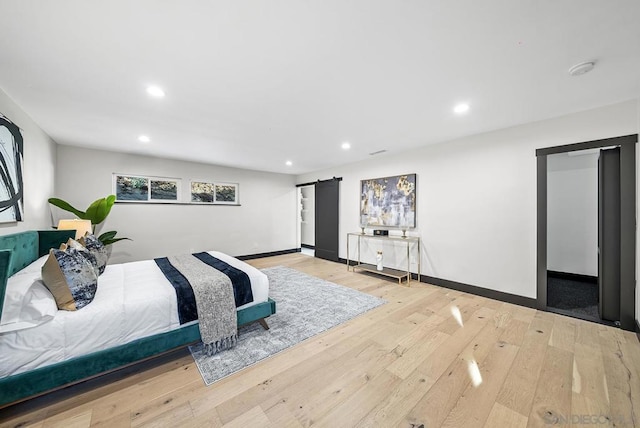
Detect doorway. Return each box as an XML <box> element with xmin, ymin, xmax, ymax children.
<box><xmin>536</xmin><ymin>134</ymin><xmax>637</xmax><ymax>330</ymax></box>
<box><xmin>296</xmin><ymin>178</ymin><xmax>342</xmax><ymax>262</ymax></box>
<box><xmin>546</xmin><ymin>149</ymin><xmax>600</xmax><ymax>320</ymax></box>
<box><xmin>299</xmin><ymin>185</ymin><xmax>315</xmax><ymax>256</ymax></box>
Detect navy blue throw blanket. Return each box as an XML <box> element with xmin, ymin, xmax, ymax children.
<box><xmin>192</xmin><ymin>252</ymin><xmax>253</xmax><ymax>307</ymax></box>
<box><xmin>154</xmin><ymin>253</ymin><xmax>254</xmax><ymax>325</ymax></box>
<box><xmin>154</xmin><ymin>257</ymin><xmax>198</xmax><ymax>324</ymax></box>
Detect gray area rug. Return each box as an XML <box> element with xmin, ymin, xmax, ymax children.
<box><xmin>189</xmin><ymin>266</ymin><xmax>386</xmax><ymax>386</ymax></box>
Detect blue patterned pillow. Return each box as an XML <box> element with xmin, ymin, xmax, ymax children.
<box><xmin>41</xmin><ymin>248</ymin><xmax>98</xmax><ymax>311</ymax></box>
<box><xmin>78</xmin><ymin>233</ymin><xmax>109</xmax><ymax>275</ymax></box>
<box><xmin>64</xmin><ymin>239</ymin><xmax>100</xmax><ymax>277</ymax></box>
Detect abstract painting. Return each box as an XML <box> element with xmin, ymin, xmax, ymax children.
<box><xmin>360</xmin><ymin>173</ymin><xmax>416</xmax><ymax>228</ymax></box>
<box><xmin>0</xmin><ymin>114</ymin><xmax>24</xmax><ymax>222</ymax></box>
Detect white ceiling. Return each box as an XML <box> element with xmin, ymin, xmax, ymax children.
<box><xmin>0</xmin><ymin>1</ymin><xmax>638</xmax><ymax>175</ymax></box>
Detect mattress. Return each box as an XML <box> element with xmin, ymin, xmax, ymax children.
<box><xmin>0</xmin><ymin>251</ymin><xmax>268</xmax><ymax>377</ymax></box>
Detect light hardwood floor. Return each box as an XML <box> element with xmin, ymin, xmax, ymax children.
<box><xmin>1</xmin><ymin>253</ymin><xmax>639</xmax><ymax>427</ymax></box>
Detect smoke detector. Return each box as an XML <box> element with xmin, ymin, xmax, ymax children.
<box><xmin>568</xmin><ymin>61</ymin><xmax>595</xmax><ymax>76</ymax></box>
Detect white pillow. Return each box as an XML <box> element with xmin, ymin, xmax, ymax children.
<box><xmin>0</xmin><ymin>268</ymin><xmax>57</xmax><ymax>334</ymax></box>
<box><xmin>11</xmin><ymin>254</ymin><xmax>49</xmax><ymax>276</ymax></box>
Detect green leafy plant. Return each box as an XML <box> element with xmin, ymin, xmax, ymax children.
<box><xmin>48</xmin><ymin>195</ymin><xmax>130</xmax><ymax>245</ymax></box>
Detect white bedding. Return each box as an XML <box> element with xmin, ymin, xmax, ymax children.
<box><xmin>0</xmin><ymin>251</ymin><xmax>268</xmax><ymax>377</ymax></box>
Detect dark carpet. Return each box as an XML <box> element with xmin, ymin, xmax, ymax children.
<box><xmin>547</xmin><ymin>276</ymin><xmax>599</xmax><ymax>319</ymax></box>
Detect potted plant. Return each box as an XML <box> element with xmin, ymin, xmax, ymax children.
<box><xmin>48</xmin><ymin>195</ymin><xmax>130</xmax><ymax>245</ymax></box>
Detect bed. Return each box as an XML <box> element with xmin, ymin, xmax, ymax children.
<box><xmin>0</xmin><ymin>230</ymin><xmax>276</xmax><ymax>407</ymax></box>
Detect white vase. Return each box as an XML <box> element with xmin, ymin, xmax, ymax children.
<box><xmin>376</xmin><ymin>251</ymin><xmax>383</xmax><ymax>271</ymax></box>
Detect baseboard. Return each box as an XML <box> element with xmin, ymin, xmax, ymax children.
<box><xmin>636</xmin><ymin>319</ymin><xmax>640</xmax><ymax>343</ymax></box>
<box><xmin>420</xmin><ymin>274</ymin><xmax>537</xmax><ymax>308</ymax></box>
<box><xmin>237</xmin><ymin>248</ymin><xmax>301</xmax><ymax>261</ymax></box>
<box><xmin>547</xmin><ymin>270</ymin><xmax>598</xmax><ymax>284</ymax></box>
<box><xmin>301</xmin><ymin>244</ymin><xmax>315</xmax><ymax>250</ymax></box>
<box><xmin>337</xmin><ymin>258</ymin><xmax>536</xmax><ymax>309</ymax></box>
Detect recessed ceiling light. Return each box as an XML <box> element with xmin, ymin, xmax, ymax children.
<box><xmin>453</xmin><ymin>103</ymin><xmax>470</xmax><ymax>114</ymax></box>
<box><xmin>146</xmin><ymin>85</ymin><xmax>165</xmax><ymax>98</ymax></box>
<box><xmin>285</xmin><ymin>160</ymin><xmax>292</xmax><ymax>166</ymax></box>
<box><xmin>138</xmin><ymin>135</ymin><xmax>151</xmax><ymax>143</ymax></box>
<box><xmin>341</xmin><ymin>142</ymin><xmax>351</xmax><ymax>150</ymax></box>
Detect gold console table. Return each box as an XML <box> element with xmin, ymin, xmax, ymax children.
<box><xmin>346</xmin><ymin>233</ymin><xmax>421</xmax><ymax>285</ymax></box>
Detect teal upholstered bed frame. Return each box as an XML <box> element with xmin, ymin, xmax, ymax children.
<box><xmin>0</xmin><ymin>230</ymin><xmax>276</xmax><ymax>407</ymax></box>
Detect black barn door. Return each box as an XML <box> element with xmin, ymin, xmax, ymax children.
<box><xmin>598</xmin><ymin>147</ymin><xmax>621</xmax><ymax>321</ymax></box>
<box><xmin>315</xmin><ymin>179</ymin><xmax>340</xmax><ymax>262</ymax></box>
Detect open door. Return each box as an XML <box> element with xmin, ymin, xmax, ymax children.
<box><xmin>314</xmin><ymin>178</ymin><xmax>340</xmax><ymax>262</ymax></box>
<box><xmin>598</xmin><ymin>147</ymin><xmax>621</xmax><ymax>321</ymax></box>
<box><xmin>537</xmin><ymin>134</ymin><xmax>636</xmax><ymax>330</ymax></box>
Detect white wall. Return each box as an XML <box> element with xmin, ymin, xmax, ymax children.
<box><xmin>55</xmin><ymin>145</ymin><xmax>298</xmax><ymax>264</ymax></box>
<box><xmin>298</xmin><ymin>100</ymin><xmax>639</xmax><ymax>299</ymax></box>
<box><xmin>0</xmin><ymin>88</ymin><xmax>57</xmax><ymax>235</ymax></box>
<box><xmin>547</xmin><ymin>152</ymin><xmax>598</xmax><ymax>276</ymax></box>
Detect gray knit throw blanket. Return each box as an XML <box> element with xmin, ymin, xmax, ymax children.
<box><xmin>167</xmin><ymin>254</ymin><xmax>237</xmax><ymax>356</ymax></box>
